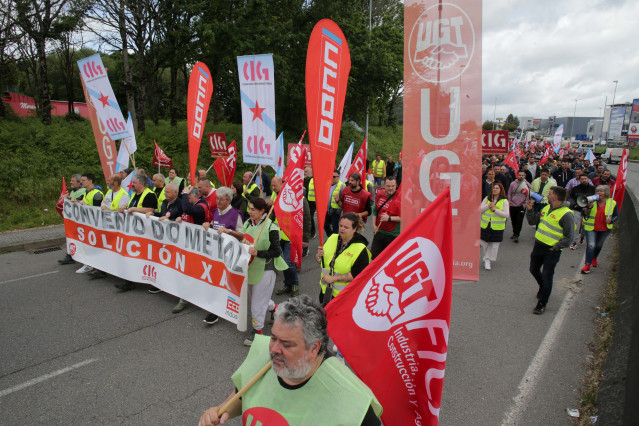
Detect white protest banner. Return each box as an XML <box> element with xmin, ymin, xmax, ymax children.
<box><xmin>237</xmin><ymin>54</ymin><xmax>277</xmax><ymax>166</ymax></box>
<box><xmin>77</xmin><ymin>54</ymin><xmax>131</xmax><ymax>141</ymax></box>
<box><xmin>62</xmin><ymin>200</ymin><xmax>249</xmax><ymax>330</ymax></box>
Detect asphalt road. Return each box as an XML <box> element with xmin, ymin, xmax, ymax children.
<box><xmin>0</xmin><ymin>162</ymin><xmax>634</xmax><ymax>425</ymax></box>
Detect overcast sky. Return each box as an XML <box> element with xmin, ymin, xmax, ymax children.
<box><xmin>482</xmin><ymin>0</ymin><xmax>639</xmax><ymax>122</ymax></box>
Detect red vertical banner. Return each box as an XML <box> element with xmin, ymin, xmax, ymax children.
<box><xmin>56</xmin><ymin>177</ymin><xmax>68</xmax><ymax>217</ymax></box>
<box><xmin>187</xmin><ymin>62</ymin><xmax>214</xmax><ymax>186</ymax></box>
<box><xmin>403</xmin><ymin>0</ymin><xmax>482</xmax><ymax>281</ymax></box>
<box><xmin>213</xmin><ymin>141</ymin><xmax>237</xmax><ymax>187</ymax></box>
<box><xmin>306</xmin><ymin>19</ymin><xmax>351</xmax><ymax>246</ymax></box>
<box><xmin>612</xmin><ymin>148</ymin><xmax>628</xmax><ymax>210</ymax></box>
<box><xmin>80</xmin><ymin>78</ymin><xmax>117</xmax><ymax>183</ymax></box>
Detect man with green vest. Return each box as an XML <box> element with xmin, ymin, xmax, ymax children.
<box><xmin>58</xmin><ymin>174</ymin><xmax>86</xmax><ymax>265</ymax></box>
<box><xmin>165</xmin><ymin>167</ymin><xmax>185</xmax><ymax>194</ymax></box>
<box><xmin>371</xmin><ymin>154</ymin><xmax>386</xmax><ymax>186</ymax></box>
<box><xmin>530</xmin><ymin>168</ymin><xmax>557</xmax><ymax>213</ymax></box>
<box><xmin>152</xmin><ymin>173</ymin><xmax>167</xmax><ymax>211</ymax></box>
<box><xmin>303</xmin><ymin>166</ymin><xmax>317</xmax><ymax>238</ymax></box>
<box><xmin>80</xmin><ymin>173</ymin><xmax>104</xmax><ymax>207</ymax></box>
<box><xmin>525</xmin><ymin>185</ymin><xmax>575</xmax><ymax>315</ymax></box>
<box><xmin>198</xmin><ymin>295</ymin><xmax>383</xmax><ymax>426</ymax></box>
<box><xmin>101</xmin><ymin>174</ymin><xmax>130</xmax><ymax>211</ymax></box>
<box><xmin>325</xmin><ymin>169</ymin><xmax>346</xmax><ymax>237</ymax></box>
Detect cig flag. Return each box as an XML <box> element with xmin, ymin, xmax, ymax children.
<box><xmin>56</xmin><ymin>177</ymin><xmax>68</xmax><ymax>218</ymax></box>
<box><xmin>306</xmin><ymin>20</ymin><xmax>351</xmax><ymax>245</ymax></box>
<box><xmin>116</xmin><ymin>112</ymin><xmax>137</xmax><ymax>172</ymax></box>
<box><xmin>238</xmin><ymin>54</ymin><xmax>277</xmax><ymax>167</ymax></box>
<box><xmin>77</xmin><ymin>54</ymin><xmax>130</xmax><ymax>141</ymax></box>
<box><xmin>612</xmin><ymin>148</ymin><xmax>628</xmax><ymax>210</ymax></box>
<box><xmin>187</xmin><ymin>62</ymin><xmax>214</xmax><ymax>186</ymax></box>
<box><xmin>326</xmin><ymin>188</ymin><xmax>454</xmax><ymax>426</ymax></box>
<box><xmin>213</xmin><ymin>141</ymin><xmax>237</xmax><ymax>187</ymax></box>
<box><xmin>274</xmin><ymin>146</ymin><xmax>306</xmax><ymax>268</ymax></box>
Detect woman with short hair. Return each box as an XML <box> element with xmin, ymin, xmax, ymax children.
<box><xmin>581</xmin><ymin>185</ymin><xmax>619</xmax><ymax>274</ymax></box>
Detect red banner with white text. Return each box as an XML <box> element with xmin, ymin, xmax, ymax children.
<box><xmin>347</xmin><ymin>138</ymin><xmax>367</xmax><ymax>179</ymax></box>
<box><xmin>326</xmin><ymin>188</ymin><xmax>453</xmax><ymax>426</ymax></box>
<box><xmin>306</xmin><ymin>19</ymin><xmax>351</xmax><ymax>245</ymax></box>
<box><xmin>187</xmin><ymin>62</ymin><xmax>214</xmax><ymax>186</ymax></box>
<box><xmin>152</xmin><ymin>141</ymin><xmax>173</xmax><ymax>169</ymax></box>
<box><xmin>613</xmin><ymin>149</ymin><xmax>628</xmax><ymax>210</ymax></box>
<box><xmin>403</xmin><ymin>0</ymin><xmax>482</xmax><ymax>280</ymax></box>
<box><xmin>213</xmin><ymin>141</ymin><xmax>237</xmax><ymax>187</ymax></box>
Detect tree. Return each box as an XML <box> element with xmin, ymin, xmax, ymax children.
<box><xmin>502</xmin><ymin>113</ymin><xmax>520</xmax><ymax>132</ymax></box>
<box><xmin>14</xmin><ymin>0</ymin><xmax>87</xmax><ymax>124</ymax></box>
<box><xmin>483</xmin><ymin>120</ymin><xmax>497</xmax><ymax>131</ymax></box>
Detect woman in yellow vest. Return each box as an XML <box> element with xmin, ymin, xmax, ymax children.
<box><xmin>581</xmin><ymin>185</ymin><xmax>618</xmax><ymax>274</ymax></box>
<box><xmin>316</xmin><ymin>212</ymin><xmax>371</xmax><ymax>305</ymax></box>
<box><xmin>480</xmin><ymin>182</ymin><xmax>510</xmax><ymax>270</ymax></box>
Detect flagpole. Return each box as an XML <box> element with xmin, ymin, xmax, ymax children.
<box><xmin>124</xmin><ymin>141</ymin><xmax>136</xmax><ymax>170</ymax></box>
<box><xmin>206</xmin><ymin>160</ymin><xmax>216</xmax><ymax>174</ymax></box>
<box><xmin>216</xmin><ymin>361</ymin><xmax>272</xmax><ymax>417</ymax></box>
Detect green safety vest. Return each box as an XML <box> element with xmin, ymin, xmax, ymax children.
<box><xmin>105</xmin><ymin>187</ymin><xmax>128</xmax><ymax>210</ymax></box>
<box><xmin>535</xmin><ymin>205</ymin><xmax>573</xmax><ymax>248</ymax></box>
<box><xmin>372</xmin><ymin>160</ymin><xmax>385</xmax><ymax>176</ymax></box>
<box><xmin>307</xmin><ymin>178</ymin><xmax>315</xmax><ymax>202</ymax></box>
<box><xmin>330</xmin><ymin>181</ymin><xmax>345</xmax><ymax>209</ymax></box>
<box><xmin>583</xmin><ymin>198</ymin><xmax>615</xmax><ymax>231</ymax></box>
<box><xmin>70</xmin><ymin>187</ymin><xmax>86</xmax><ymax>201</ymax></box>
<box><xmin>320</xmin><ymin>233</ymin><xmax>370</xmax><ymax>297</ymax></box>
<box><xmin>531</xmin><ymin>178</ymin><xmax>555</xmax><ymax>203</ymax></box>
<box><xmin>243</xmin><ymin>183</ymin><xmax>261</xmax><ymax>212</ymax></box>
<box><xmin>480</xmin><ymin>198</ymin><xmax>507</xmax><ymax>231</ymax></box>
<box><xmin>83</xmin><ymin>187</ymin><xmax>103</xmax><ymax>206</ymax></box>
<box><xmin>128</xmin><ymin>187</ymin><xmax>153</xmax><ymax>208</ymax></box>
<box><xmin>165</xmin><ymin>176</ymin><xmax>184</xmax><ymax>188</ymax></box>
<box><xmin>242</xmin><ymin>217</ymin><xmax>288</xmax><ymax>285</ymax></box>
<box><xmin>270</xmin><ymin>192</ymin><xmax>290</xmax><ymax>242</ymax></box>
<box><xmin>156</xmin><ymin>187</ymin><xmax>166</xmax><ymax>212</ymax></box>
<box><xmin>232</xmin><ymin>335</ymin><xmax>382</xmax><ymax>425</ymax></box>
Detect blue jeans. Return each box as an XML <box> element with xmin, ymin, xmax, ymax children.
<box><xmin>585</xmin><ymin>230</ymin><xmax>611</xmax><ymax>264</ymax></box>
<box><xmin>374</xmin><ymin>176</ymin><xmax>383</xmax><ymax>186</ymax></box>
<box><xmin>280</xmin><ymin>240</ymin><xmax>298</xmax><ymax>288</ymax></box>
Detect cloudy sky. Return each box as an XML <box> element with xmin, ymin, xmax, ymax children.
<box><xmin>482</xmin><ymin>0</ymin><xmax>639</xmax><ymax>122</ymax></box>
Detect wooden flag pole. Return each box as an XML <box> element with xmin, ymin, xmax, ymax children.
<box><xmin>253</xmin><ymin>203</ymin><xmax>276</xmax><ymax>244</ymax></box>
<box><xmin>216</xmin><ymin>361</ymin><xmax>272</xmax><ymax>417</ymax></box>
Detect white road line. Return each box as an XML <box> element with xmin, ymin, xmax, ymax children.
<box><xmin>0</xmin><ymin>358</ymin><xmax>98</xmax><ymax>398</ymax></box>
<box><xmin>0</xmin><ymin>271</ymin><xmax>59</xmax><ymax>285</ymax></box>
<box><xmin>501</xmin><ymin>265</ymin><xmax>585</xmax><ymax>425</ymax></box>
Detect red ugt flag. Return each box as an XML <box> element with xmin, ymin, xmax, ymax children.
<box><xmin>213</xmin><ymin>140</ymin><xmax>237</xmax><ymax>187</ymax></box>
<box><xmin>56</xmin><ymin>177</ymin><xmax>68</xmax><ymax>218</ymax></box>
<box><xmin>326</xmin><ymin>188</ymin><xmax>454</xmax><ymax>426</ymax></box>
<box><xmin>274</xmin><ymin>147</ymin><xmax>306</xmax><ymax>268</ymax></box>
<box><xmin>613</xmin><ymin>148</ymin><xmax>628</xmax><ymax>210</ymax></box>
<box><xmin>152</xmin><ymin>141</ymin><xmax>173</xmax><ymax>169</ymax></box>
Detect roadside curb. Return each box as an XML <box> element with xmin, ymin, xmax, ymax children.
<box><xmin>0</xmin><ymin>237</ymin><xmax>66</xmax><ymax>254</ymax></box>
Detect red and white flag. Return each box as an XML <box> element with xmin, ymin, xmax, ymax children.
<box><xmin>306</xmin><ymin>19</ymin><xmax>351</xmax><ymax>245</ymax></box>
<box><xmin>187</xmin><ymin>62</ymin><xmax>214</xmax><ymax>186</ymax></box>
<box><xmin>213</xmin><ymin>141</ymin><xmax>237</xmax><ymax>187</ymax></box>
<box><xmin>274</xmin><ymin>147</ymin><xmax>306</xmax><ymax>267</ymax></box>
<box><xmin>152</xmin><ymin>141</ymin><xmax>173</xmax><ymax>169</ymax></box>
<box><xmin>613</xmin><ymin>148</ymin><xmax>628</xmax><ymax>210</ymax></box>
<box><xmin>539</xmin><ymin>147</ymin><xmax>552</xmax><ymax>165</ymax></box>
<box><xmin>56</xmin><ymin>178</ymin><xmax>68</xmax><ymax>217</ymax></box>
<box><xmin>326</xmin><ymin>188</ymin><xmax>454</xmax><ymax>426</ymax></box>
<box><xmin>504</xmin><ymin>150</ymin><xmax>519</xmax><ymax>174</ymax></box>
<box><xmin>347</xmin><ymin>137</ymin><xmax>367</xmax><ymax>179</ymax></box>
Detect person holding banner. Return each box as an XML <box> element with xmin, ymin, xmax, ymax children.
<box><xmin>152</xmin><ymin>174</ymin><xmax>166</xmax><ymax>210</ymax></box>
<box><xmin>58</xmin><ymin>174</ymin><xmax>87</xmax><ymax>265</ymax></box>
<box><xmin>149</xmin><ymin>183</ymin><xmax>182</xmax><ymax>222</ymax></box>
<box><xmin>197</xmin><ymin>178</ymin><xmax>218</xmax><ymax>212</ymax></box>
<box><xmin>80</xmin><ymin>173</ymin><xmax>104</xmax><ymax>207</ymax></box>
<box><xmin>480</xmin><ymin>183</ymin><xmax>510</xmax><ymax>270</ymax></box>
<box><xmin>165</xmin><ymin>168</ymin><xmax>185</xmax><ymax>194</ymax></box>
<box><xmin>241</xmin><ymin>197</ymin><xmax>288</xmax><ymax>346</ymax></box>
<box><xmin>198</xmin><ymin>295</ymin><xmax>382</xmax><ymax>426</ymax></box>
<box><xmin>580</xmin><ymin>185</ymin><xmax>619</xmax><ymax>274</ymax></box>
<box><xmin>526</xmin><ymin>186</ymin><xmax>575</xmax><ymax>314</ymax></box>
<box><xmin>316</xmin><ymin>212</ymin><xmax>371</xmax><ymax>305</ymax></box>
<box><xmin>101</xmin><ymin>174</ymin><xmax>130</xmax><ymax>211</ymax></box>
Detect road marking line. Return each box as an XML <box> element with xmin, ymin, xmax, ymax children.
<box><xmin>0</xmin><ymin>358</ymin><xmax>98</xmax><ymax>398</ymax></box>
<box><xmin>501</xmin><ymin>261</ymin><xmax>585</xmax><ymax>425</ymax></box>
<box><xmin>0</xmin><ymin>271</ymin><xmax>59</xmax><ymax>285</ymax></box>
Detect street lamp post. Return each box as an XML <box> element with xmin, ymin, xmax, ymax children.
<box><xmin>570</xmin><ymin>99</ymin><xmax>578</xmax><ymax>141</ymax></box>
<box><xmin>612</xmin><ymin>80</ymin><xmax>618</xmax><ymax>105</ymax></box>
<box><xmin>493</xmin><ymin>97</ymin><xmax>497</xmax><ymax>130</ymax></box>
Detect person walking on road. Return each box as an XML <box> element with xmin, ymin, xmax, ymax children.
<box><xmin>525</xmin><ymin>186</ymin><xmax>575</xmax><ymax>315</ymax></box>
<box><xmin>480</xmin><ymin>182</ymin><xmax>510</xmax><ymax>270</ymax></box>
<box><xmin>580</xmin><ymin>185</ymin><xmax>619</xmax><ymax>274</ymax></box>
<box><xmin>507</xmin><ymin>170</ymin><xmax>530</xmax><ymax>243</ymax></box>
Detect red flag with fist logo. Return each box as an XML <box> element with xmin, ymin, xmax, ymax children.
<box><xmin>274</xmin><ymin>147</ymin><xmax>306</xmax><ymax>267</ymax></box>
<box><xmin>325</xmin><ymin>188</ymin><xmax>453</xmax><ymax>426</ymax></box>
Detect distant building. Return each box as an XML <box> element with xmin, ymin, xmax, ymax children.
<box><xmin>519</xmin><ymin>116</ymin><xmax>540</xmax><ymax>130</ymax></box>
<box><xmin>2</xmin><ymin>92</ymin><xmax>89</xmax><ymax>119</ymax></box>
<box><xmin>538</xmin><ymin>116</ymin><xmax>599</xmax><ymax>139</ymax></box>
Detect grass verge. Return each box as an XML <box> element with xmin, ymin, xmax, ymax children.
<box><xmin>574</xmin><ymin>244</ymin><xmax>619</xmax><ymax>424</ymax></box>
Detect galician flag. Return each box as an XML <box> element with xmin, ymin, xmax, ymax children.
<box><xmin>116</xmin><ymin>112</ymin><xmax>137</xmax><ymax>172</ymax></box>
<box><xmin>553</xmin><ymin>124</ymin><xmax>564</xmax><ymax>153</ymax></box>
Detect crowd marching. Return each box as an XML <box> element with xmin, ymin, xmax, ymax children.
<box><xmin>57</xmin><ymin>145</ymin><xmax>621</xmax><ymax>424</ymax></box>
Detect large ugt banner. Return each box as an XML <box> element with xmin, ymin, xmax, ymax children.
<box><xmin>326</xmin><ymin>188</ymin><xmax>454</xmax><ymax>426</ymax></box>
<box><xmin>187</xmin><ymin>62</ymin><xmax>214</xmax><ymax>185</ymax></box>
<box><xmin>306</xmin><ymin>19</ymin><xmax>351</xmax><ymax>245</ymax></box>
<box><xmin>403</xmin><ymin>0</ymin><xmax>482</xmax><ymax>280</ymax></box>
<box><xmin>238</xmin><ymin>54</ymin><xmax>278</xmax><ymax>167</ymax></box>
<box><xmin>62</xmin><ymin>200</ymin><xmax>249</xmax><ymax>331</ymax></box>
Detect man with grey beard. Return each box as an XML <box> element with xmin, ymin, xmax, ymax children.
<box><xmin>198</xmin><ymin>295</ymin><xmax>382</xmax><ymax>426</ymax></box>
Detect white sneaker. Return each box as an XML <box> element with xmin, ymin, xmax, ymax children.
<box><xmin>76</xmin><ymin>265</ymin><xmax>94</xmax><ymax>274</ymax></box>
<box><xmin>484</xmin><ymin>260</ymin><xmax>491</xmax><ymax>270</ymax></box>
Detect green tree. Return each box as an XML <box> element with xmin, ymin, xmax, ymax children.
<box><xmin>483</xmin><ymin>120</ymin><xmax>496</xmax><ymax>131</ymax></box>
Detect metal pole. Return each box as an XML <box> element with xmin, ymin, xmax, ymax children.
<box><xmin>493</xmin><ymin>97</ymin><xmax>497</xmax><ymax>130</ymax></box>
<box><xmin>601</xmin><ymin>95</ymin><xmax>607</xmax><ymax>142</ymax></box>
<box><xmin>364</xmin><ymin>0</ymin><xmax>372</xmax><ymax>142</ymax></box>
<box><xmin>570</xmin><ymin>99</ymin><xmax>578</xmax><ymax>140</ymax></box>
<box><xmin>612</xmin><ymin>80</ymin><xmax>618</xmax><ymax>105</ymax></box>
